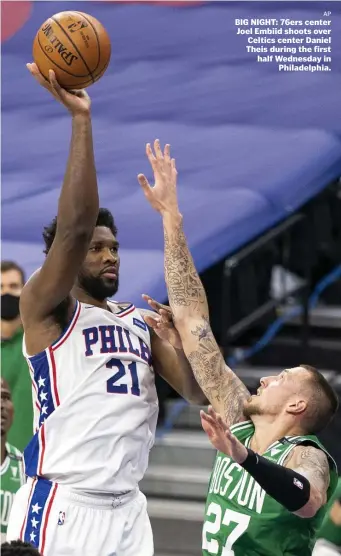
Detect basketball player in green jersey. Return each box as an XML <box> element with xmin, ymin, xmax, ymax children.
<box><xmin>1</xmin><ymin>378</ymin><xmax>25</xmax><ymax>542</ymax></box>
<box><xmin>138</xmin><ymin>139</ymin><xmax>339</xmax><ymax>556</ymax></box>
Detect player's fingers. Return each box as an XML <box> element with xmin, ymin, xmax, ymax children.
<box><xmin>142</xmin><ymin>294</ymin><xmax>155</xmax><ymax>304</ymax></box>
<box><xmin>154</xmin><ymin>139</ymin><xmax>163</xmax><ymax>161</ymax></box>
<box><xmin>48</xmin><ymin>69</ymin><xmax>67</xmax><ymax>101</ymax></box>
<box><xmin>216</xmin><ymin>413</ymin><xmax>228</xmax><ymax>431</ymax></box>
<box><xmin>164</xmin><ymin>143</ymin><xmax>171</xmax><ymax>162</ymax></box>
<box><xmin>26</xmin><ymin>63</ymin><xmax>50</xmax><ymax>88</ymax></box>
<box><xmin>138</xmin><ymin>174</ymin><xmax>152</xmax><ymax>195</ymax></box>
<box><xmin>70</xmin><ymin>89</ymin><xmax>88</xmax><ymax>98</ymax></box>
<box><xmin>142</xmin><ymin>295</ymin><xmax>163</xmax><ymax>313</ymax></box>
<box><xmin>158</xmin><ymin>316</ymin><xmax>171</xmax><ymax>327</ymax></box>
<box><xmin>146</xmin><ymin>143</ymin><xmax>159</xmax><ymax>174</ymax></box>
<box><xmin>171</xmin><ymin>158</ymin><xmax>178</xmax><ymax>176</ymax></box>
<box><xmin>201</xmin><ymin>418</ymin><xmax>213</xmax><ymax>437</ymax></box>
<box><xmin>143</xmin><ymin>315</ymin><xmax>160</xmax><ymax>329</ymax></box>
<box><xmin>48</xmin><ymin>69</ymin><xmax>60</xmax><ymax>89</ymax></box>
<box><xmin>224</xmin><ymin>427</ymin><xmax>234</xmax><ymax>442</ymax></box>
<box><xmin>208</xmin><ymin>405</ymin><xmax>218</xmax><ymax>420</ymax></box>
<box><xmin>159</xmin><ymin>307</ymin><xmax>172</xmax><ymax>318</ymax></box>
<box><xmin>142</xmin><ymin>295</ymin><xmax>171</xmax><ymax>316</ymax></box>
<box><xmin>200</xmin><ymin>411</ymin><xmax>217</xmax><ymax>427</ymax></box>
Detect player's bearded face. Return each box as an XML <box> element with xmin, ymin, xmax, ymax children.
<box><xmin>78</xmin><ymin>268</ymin><xmax>119</xmax><ymax>301</ymax></box>
<box><xmin>78</xmin><ymin>227</ymin><xmax>120</xmax><ymax>301</ymax></box>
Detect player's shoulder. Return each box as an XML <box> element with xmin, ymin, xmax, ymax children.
<box><xmin>284</xmin><ymin>436</ymin><xmax>337</xmax><ymax>473</ymax></box>
<box><xmin>6</xmin><ymin>443</ymin><xmax>23</xmax><ymax>462</ymax></box>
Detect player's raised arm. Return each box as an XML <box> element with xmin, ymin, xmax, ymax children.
<box><xmin>138</xmin><ymin>140</ymin><xmax>250</xmax><ymax>425</ymax></box>
<box><xmin>20</xmin><ymin>64</ymin><xmax>99</xmax><ymax>321</ymax></box>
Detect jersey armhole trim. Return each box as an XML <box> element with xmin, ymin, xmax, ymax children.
<box><xmin>51</xmin><ymin>300</ymin><xmax>81</xmax><ymax>350</ymax></box>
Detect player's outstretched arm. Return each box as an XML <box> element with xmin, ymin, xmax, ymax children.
<box><xmin>20</xmin><ymin>64</ymin><xmax>99</xmax><ymax>322</ymax></box>
<box><xmin>138</xmin><ymin>140</ymin><xmax>250</xmax><ymax>424</ymax></box>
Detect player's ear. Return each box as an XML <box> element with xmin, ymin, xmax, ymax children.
<box><xmin>286</xmin><ymin>398</ymin><xmax>307</xmax><ymax>416</ymax></box>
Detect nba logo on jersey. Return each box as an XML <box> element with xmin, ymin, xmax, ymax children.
<box><xmin>58</xmin><ymin>511</ymin><xmax>65</xmax><ymax>525</ymax></box>
<box><xmin>293</xmin><ymin>478</ymin><xmax>303</xmax><ymax>490</ymax></box>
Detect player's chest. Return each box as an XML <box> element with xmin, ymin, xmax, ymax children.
<box><xmin>52</xmin><ymin>313</ymin><xmax>155</xmax><ymax>398</ymax></box>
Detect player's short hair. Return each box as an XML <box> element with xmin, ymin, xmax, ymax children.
<box><xmin>1</xmin><ymin>540</ymin><xmax>42</xmax><ymax>555</ymax></box>
<box><xmin>1</xmin><ymin>260</ymin><xmax>26</xmax><ymax>285</ymax></box>
<box><xmin>300</xmin><ymin>364</ymin><xmax>339</xmax><ymax>434</ymax></box>
<box><xmin>42</xmin><ymin>208</ymin><xmax>118</xmax><ymax>255</ymax></box>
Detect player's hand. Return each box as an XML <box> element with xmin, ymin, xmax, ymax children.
<box><xmin>26</xmin><ymin>63</ymin><xmax>91</xmax><ymax>116</ymax></box>
<box><xmin>138</xmin><ymin>140</ymin><xmax>179</xmax><ymax>216</ymax></box>
<box><xmin>201</xmin><ymin>406</ymin><xmax>248</xmax><ymax>464</ymax></box>
<box><xmin>142</xmin><ymin>294</ymin><xmax>183</xmax><ymax>349</ymax></box>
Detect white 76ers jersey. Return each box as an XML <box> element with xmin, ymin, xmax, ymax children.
<box><xmin>23</xmin><ymin>300</ymin><xmax>158</xmax><ymax>494</ymax></box>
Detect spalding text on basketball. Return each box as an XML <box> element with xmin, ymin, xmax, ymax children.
<box><xmin>41</xmin><ymin>22</ymin><xmax>78</xmax><ymax>66</ymax></box>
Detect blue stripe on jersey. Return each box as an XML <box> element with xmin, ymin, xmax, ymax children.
<box><xmin>23</xmin><ymin>478</ymin><xmax>53</xmax><ymax>549</ymax></box>
<box><xmin>24</xmin><ymin>351</ymin><xmax>56</xmax><ymax>478</ymax></box>
<box><xmin>24</xmin><ymin>431</ymin><xmax>40</xmax><ymax>477</ymax></box>
<box><xmin>29</xmin><ymin>351</ymin><xmax>56</xmax><ymax>428</ymax></box>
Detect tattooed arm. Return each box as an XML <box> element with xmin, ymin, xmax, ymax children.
<box><xmin>138</xmin><ymin>140</ymin><xmax>250</xmax><ymax>425</ymax></box>
<box><xmin>162</xmin><ymin>213</ymin><xmax>250</xmax><ymax>424</ymax></box>
<box><xmin>139</xmin><ymin>307</ymin><xmax>207</xmax><ymax>404</ymax></box>
<box><xmin>285</xmin><ymin>445</ymin><xmax>330</xmax><ymax>518</ymax></box>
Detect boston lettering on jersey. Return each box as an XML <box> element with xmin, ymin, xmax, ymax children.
<box><xmin>82</xmin><ymin>325</ymin><xmax>152</xmax><ymax>363</ymax></box>
<box><xmin>209</xmin><ymin>455</ymin><xmax>266</xmax><ymax>515</ymax></box>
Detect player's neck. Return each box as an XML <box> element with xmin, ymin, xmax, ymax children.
<box><xmin>1</xmin><ymin>436</ymin><xmax>7</xmax><ymax>465</ymax></box>
<box><xmin>72</xmin><ymin>286</ymin><xmax>108</xmax><ymax>310</ymax></box>
<box><xmin>250</xmin><ymin>415</ymin><xmax>303</xmax><ymax>455</ymax></box>
<box><xmin>1</xmin><ymin>317</ymin><xmax>22</xmax><ymax>340</ymax></box>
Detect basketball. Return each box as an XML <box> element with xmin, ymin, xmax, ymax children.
<box><xmin>33</xmin><ymin>11</ymin><xmax>111</xmax><ymax>90</ymax></box>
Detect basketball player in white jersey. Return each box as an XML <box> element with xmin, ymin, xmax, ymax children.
<box><xmin>6</xmin><ymin>63</ymin><xmax>205</xmax><ymax>556</ymax></box>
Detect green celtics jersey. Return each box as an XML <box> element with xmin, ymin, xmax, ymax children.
<box><xmin>203</xmin><ymin>420</ymin><xmax>338</xmax><ymax>556</ymax></box>
<box><xmin>1</xmin><ymin>443</ymin><xmax>25</xmax><ymax>538</ymax></box>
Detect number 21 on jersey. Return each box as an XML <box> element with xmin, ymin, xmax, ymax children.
<box><xmin>203</xmin><ymin>502</ymin><xmax>250</xmax><ymax>556</ymax></box>
<box><xmin>106</xmin><ymin>358</ymin><xmax>140</xmax><ymax>396</ymax></box>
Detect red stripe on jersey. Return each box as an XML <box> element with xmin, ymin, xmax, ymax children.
<box><xmin>20</xmin><ymin>478</ymin><xmax>37</xmax><ymax>540</ymax></box>
<box><xmin>38</xmin><ymin>424</ymin><xmax>46</xmax><ymax>476</ymax></box>
<box><xmin>48</xmin><ymin>347</ymin><xmax>60</xmax><ymax>407</ymax></box>
<box><xmin>118</xmin><ymin>306</ymin><xmax>135</xmax><ymax>318</ymax></box>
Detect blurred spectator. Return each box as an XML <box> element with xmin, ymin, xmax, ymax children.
<box><xmin>1</xmin><ymin>378</ymin><xmax>25</xmax><ymax>543</ymax></box>
<box><xmin>1</xmin><ymin>261</ymin><xmax>33</xmax><ymax>451</ymax></box>
<box><xmin>1</xmin><ymin>540</ymin><xmax>42</xmax><ymax>555</ymax></box>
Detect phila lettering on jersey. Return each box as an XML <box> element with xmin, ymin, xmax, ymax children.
<box><xmin>23</xmin><ymin>301</ymin><xmax>158</xmax><ymax>494</ymax></box>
